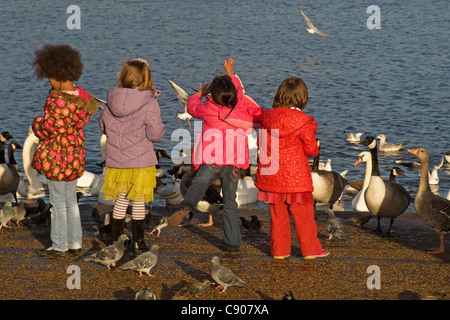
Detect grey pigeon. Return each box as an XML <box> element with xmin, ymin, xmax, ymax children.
<box><xmin>146</xmin><ymin>213</ymin><xmax>168</xmax><ymax>236</ymax></box>
<box><xmin>326</xmin><ymin>208</ymin><xmax>346</xmax><ymax>241</ymax></box>
<box><xmin>210</xmin><ymin>256</ymin><xmax>248</xmax><ymax>293</ymax></box>
<box><xmin>171</xmin><ymin>280</ymin><xmax>213</xmax><ymax>300</ymax></box>
<box><xmin>119</xmin><ymin>244</ymin><xmax>159</xmax><ymax>277</ymax></box>
<box><xmin>0</xmin><ymin>201</ymin><xmax>13</xmax><ymax>229</ymax></box>
<box><xmin>350</xmin><ymin>214</ymin><xmax>373</xmax><ymax>227</ymax></box>
<box><xmin>135</xmin><ymin>287</ymin><xmax>157</xmax><ymax>300</ymax></box>
<box><xmin>83</xmin><ymin>234</ymin><xmax>129</xmax><ymax>270</ymax></box>
<box><xmin>11</xmin><ymin>200</ymin><xmax>26</xmax><ymax>227</ymax></box>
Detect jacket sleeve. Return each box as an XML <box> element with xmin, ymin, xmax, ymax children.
<box><xmin>186</xmin><ymin>94</ymin><xmax>209</xmax><ymax>119</ymax></box>
<box><xmin>145</xmin><ymin>100</ymin><xmax>165</xmax><ymax>142</ymax></box>
<box><xmin>298</xmin><ymin>120</ymin><xmax>319</xmax><ymax>157</ymax></box>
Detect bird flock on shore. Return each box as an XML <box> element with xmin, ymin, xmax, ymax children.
<box><xmin>0</xmin><ymin>8</ymin><xmax>449</xmax><ymax>299</ymax></box>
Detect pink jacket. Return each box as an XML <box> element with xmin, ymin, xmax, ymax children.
<box><xmin>187</xmin><ymin>74</ymin><xmax>262</xmax><ymax>170</ymax></box>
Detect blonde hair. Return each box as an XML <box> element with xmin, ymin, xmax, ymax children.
<box><xmin>117</xmin><ymin>58</ymin><xmax>155</xmax><ymax>92</ymax></box>
<box><xmin>272</xmin><ymin>77</ymin><xmax>308</xmax><ymax>110</ymax></box>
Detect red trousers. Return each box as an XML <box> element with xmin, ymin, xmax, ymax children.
<box><xmin>270</xmin><ymin>202</ymin><xmax>323</xmax><ymax>257</ymax></box>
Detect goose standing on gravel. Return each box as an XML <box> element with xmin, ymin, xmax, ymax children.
<box><xmin>352</xmin><ymin>151</ymin><xmax>372</xmax><ymax>212</ymax></box>
<box><xmin>376</xmin><ymin>134</ymin><xmax>407</xmax><ymax>152</ymax></box>
<box><xmin>361</xmin><ymin>136</ymin><xmax>412</xmax><ymax>235</ymax></box>
<box><xmin>408</xmin><ymin>148</ymin><xmax>450</xmax><ymax>254</ymax></box>
<box><xmin>311</xmin><ymin>140</ymin><xmax>347</xmax><ymax>210</ymax></box>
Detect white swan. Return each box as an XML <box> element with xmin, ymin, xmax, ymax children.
<box><xmin>21</xmin><ymin>127</ymin><xmax>46</xmax><ymax>199</ymax></box>
<box><xmin>352</xmin><ymin>151</ymin><xmax>371</xmax><ymax>212</ymax></box>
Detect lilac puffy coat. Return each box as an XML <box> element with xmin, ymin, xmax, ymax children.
<box><xmin>98</xmin><ymin>87</ymin><xmax>165</xmax><ymax>168</ymax></box>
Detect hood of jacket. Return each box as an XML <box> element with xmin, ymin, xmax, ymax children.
<box><xmin>106</xmin><ymin>87</ymin><xmax>161</xmax><ymax>118</ymax></box>
<box><xmin>262</xmin><ymin>107</ymin><xmax>316</xmax><ymax>137</ymax></box>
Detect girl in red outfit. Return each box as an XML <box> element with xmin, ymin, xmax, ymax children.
<box><xmin>255</xmin><ymin>77</ymin><xmax>329</xmax><ymax>260</ymax></box>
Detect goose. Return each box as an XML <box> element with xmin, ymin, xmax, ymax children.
<box><xmin>352</xmin><ymin>151</ymin><xmax>371</xmax><ymax>212</ymax></box>
<box><xmin>0</xmin><ymin>131</ymin><xmax>14</xmax><ymax>163</ymax></box>
<box><xmin>408</xmin><ymin>148</ymin><xmax>450</xmax><ymax>254</ymax></box>
<box><xmin>395</xmin><ymin>156</ymin><xmax>444</xmax><ymax>185</ymax></box>
<box><xmin>168</xmin><ymin>79</ymin><xmax>192</xmax><ymax>127</ymax></box>
<box><xmin>7</xmin><ymin>141</ymin><xmax>23</xmax><ymax>171</ymax></box>
<box><xmin>344</xmin><ymin>131</ymin><xmax>365</xmax><ymax>144</ymax></box>
<box><xmin>0</xmin><ymin>140</ymin><xmax>21</xmax><ymax>203</ymax></box>
<box><xmin>361</xmin><ymin>136</ymin><xmax>412</xmax><ymax>235</ymax></box>
<box><xmin>179</xmin><ymin>168</ymin><xmax>223</xmax><ymax>227</ymax></box>
<box><xmin>376</xmin><ymin>134</ymin><xmax>407</xmax><ymax>152</ymax></box>
<box><xmin>389</xmin><ymin>167</ymin><xmax>405</xmax><ymax>183</ymax></box>
<box><xmin>311</xmin><ymin>141</ymin><xmax>347</xmax><ymax>210</ymax></box>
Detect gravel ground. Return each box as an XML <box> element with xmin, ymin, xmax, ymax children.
<box><xmin>0</xmin><ymin>203</ymin><xmax>448</xmax><ymax>302</ymax></box>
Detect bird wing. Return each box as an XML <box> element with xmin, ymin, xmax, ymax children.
<box><xmin>315</xmin><ymin>28</ymin><xmax>333</xmax><ymax>39</ymax></box>
<box><xmin>299</xmin><ymin>10</ymin><xmax>315</xmax><ymax>29</ymax></box>
<box><xmin>168</xmin><ymin>80</ymin><xmax>189</xmax><ymax>111</ymax></box>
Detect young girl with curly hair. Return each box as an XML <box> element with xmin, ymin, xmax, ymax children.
<box><xmin>98</xmin><ymin>58</ymin><xmax>165</xmax><ymax>255</ymax></box>
<box><xmin>32</xmin><ymin>44</ymin><xmax>98</xmax><ymax>258</ymax></box>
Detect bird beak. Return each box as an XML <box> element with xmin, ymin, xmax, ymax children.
<box><xmin>408</xmin><ymin>149</ymin><xmax>418</xmax><ymax>156</ymax></box>
<box><xmin>353</xmin><ymin>157</ymin><xmax>362</xmax><ymax>167</ymax></box>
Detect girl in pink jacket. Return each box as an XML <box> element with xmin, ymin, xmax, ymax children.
<box><xmin>168</xmin><ymin>58</ymin><xmax>262</xmax><ymax>251</ymax></box>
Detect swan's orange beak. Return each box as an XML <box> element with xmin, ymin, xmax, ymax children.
<box><xmin>408</xmin><ymin>149</ymin><xmax>418</xmax><ymax>155</ymax></box>
<box><xmin>353</xmin><ymin>157</ymin><xmax>362</xmax><ymax>167</ymax></box>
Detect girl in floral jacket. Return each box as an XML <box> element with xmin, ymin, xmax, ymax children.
<box><xmin>32</xmin><ymin>44</ymin><xmax>98</xmax><ymax>258</ymax></box>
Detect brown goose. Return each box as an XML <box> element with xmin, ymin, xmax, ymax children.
<box><xmin>408</xmin><ymin>148</ymin><xmax>450</xmax><ymax>254</ymax></box>
<box><xmin>361</xmin><ymin>136</ymin><xmax>411</xmax><ymax>235</ymax></box>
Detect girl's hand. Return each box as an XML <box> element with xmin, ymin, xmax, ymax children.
<box><xmin>224</xmin><ymin>57</ymin><xmax>235</xmax><ymax>75</ymax></box>
<box><xmin>196</xmin><ymin>82</ymin><xmax>209</xmax><ymax>96</ymax></box>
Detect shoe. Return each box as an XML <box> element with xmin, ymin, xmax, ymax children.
<box><xmin>274</xmin><ymin>254</ymin><xmax>290</xmax><ymax>260</ymax></box>
<box><xmin>111</xmin><ymin>217</ymin><xmax>125</xmax><ymax>243</ymax></box>
<box><xmin>168</xmin><ymin>209</ymin><xmax>191</xmax><ymax>227</ymax></box>
<box><xmin>38</xmin><ymin>248</ymin><xmax>68</xmax><ymax>258</ymax></box>
<box><xmin>132</xmin><ymin>219</ymin><xmax>148</xmax><ymax>256</ymax></box>
<box><xmin>221</xmin><ymin>243</ymin><xmax>240</xmax><ymax>252</ymax></box>
<box><xmin>68</xmin><ymin>249</ymin><xmax>82</xmax><ymax>257</ymax></box>
<box><xmin>304</xmin><ymin>249</ymin><xmax>330</xmax><ymax>260</ymax></box>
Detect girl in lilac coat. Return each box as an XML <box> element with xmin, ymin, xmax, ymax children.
<box><xmin>98</xmin><ymin>58</ymin><xmax>165</xmax><ymax>254</ymax></box>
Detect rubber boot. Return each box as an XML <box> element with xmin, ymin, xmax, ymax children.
<box><xmin>111</xmin><ymin>217</ymin><xmax>125</xmax><ymax>243</ymax></box>
<box><xmin>132</xmin><ymin>219</ymin><xmax>148</xmax><ymax>256</ymax></box>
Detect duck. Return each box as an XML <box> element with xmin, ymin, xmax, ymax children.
<box><xmin>376</xmin><ymin>134</ymin><xmax>407</xmax><ymax>152</ymax></box>
<box><xmin>352</xmin><ymin>151</ymin><xmax>371</xmax><ymax>212</ymax></box>
<box><xmin>311</xmin><ymin>140</ymin><xmax>347</xmax><ymax>210</ymax></box>
<box><xmin>168</xmin><ymin>79</ymin><xmax>192</xmax><ymax>127</ymax></box>
<box><xmin>408</xmin><ymin>148</ymin><xmax>450</xmax><ymax>254</ymax></box>
<box><xmin>179</xmin><ymin>168</ymin><xmax>223</xmax><ymax>227</ymax></box>
<box><xmin>344</xmin><ymin>131</ymin><xmax>365</xmax><ymax>144</ymax></box>
<box><xmin>361</xmin><ymin>136</ymin><xmax>412</xmax><ymax>236</ymax></box>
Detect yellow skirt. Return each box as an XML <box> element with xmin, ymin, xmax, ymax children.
<box><xmin>101</xmin><ymin>166</ymin><xmax>156</xmax><ymax>202</ymax></box>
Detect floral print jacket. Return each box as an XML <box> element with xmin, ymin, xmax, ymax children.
<box><xmin>31</xmin><ymin>87</ymin><xmax>98</xmax><ymax>181</ymax></box>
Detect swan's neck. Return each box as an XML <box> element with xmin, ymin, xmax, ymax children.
<box><xmin>369</xmin><ymin>147</ymin><xmax>380</xmax><ymax>177</ymax></box>
<box><xmin>362</xmin><ymin>159</ymin><xmax>372</xmax><ymax>190</ymax></box>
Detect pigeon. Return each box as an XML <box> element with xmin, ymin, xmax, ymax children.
<box><xmin>135</xmin><ymin>287</ymin><xmax>157</xmax><ymax>300</ymax></box>
<box><xmin>0</xmin><ymin>201</ymin><xmax>13</xmax><ymax>229</ymax></box>
<box><xmin>299</xmin><ymin>9</ymin><xmax>333</xmax><ymax>39</ymax></box>
<box><xmin>282</xmin><ymin>291</ymin><xmax>296</xmax><ymax>300</ymax></box>
<box><xmin>146</xmin><ymin>213</ymin><xmax>168</xmax><ymax>236</ymax></box>
<box><xmin>349</xmin><ymin>214</ymin><xmax>373</xmax><ymax>227</ymax></box>
<box><xmin>10</xmin><ymin>200</ymin><xmax>26</xmax><ymax>227</ymax></box>
<box><xmin>171</xmin><ymin>280</ymin><xmax>213</xmax><ymax>300</ymax></box>
<box><xmin>325</xmin><ymin>208</ymin><xmax>346</xmax><ymax>241</ymax></box>
<box><xmin>83</xmin><ymin>234</ymin><xmax>129</xmax><ymax>270</ymax></box>
<box><xmin>210</xmin><ymin>256</ymin><xmax>248</xmax><ymax>293</ymax></box>
<box><xmin>239</xmin><ymin>215</ymin><xmax>261</xmax><ymax>231</ymax></box>
<box><xmin>119</xmin><ymin>244</ymin><xmax>159</xmax><ymax>277</ymax></box>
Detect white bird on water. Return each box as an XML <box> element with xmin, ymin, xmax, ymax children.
<box><xmin>299</xmin><ymin>9</ymin><xmax>333</xmax><ymax>39</ymax></box>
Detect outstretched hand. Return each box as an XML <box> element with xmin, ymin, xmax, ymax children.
<box><xmin>224</xmin><ymin>57</ymin><xmax>235</xmax><ymax>76</ymax></box>
<box><xmin>196</xmin><ymin>82</ymin><xmax>209</xmax><ymax>97</ymax></box>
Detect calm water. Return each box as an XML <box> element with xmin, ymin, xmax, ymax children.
<box><xmin>0</xmin><ymin>0</ymin><xmax>448</xmax><ymax>210</ymax></box>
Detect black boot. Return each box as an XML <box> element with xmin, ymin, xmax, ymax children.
<box><xmin>111</xmin><ymin>217</ymin><xmax>125</xmax><ymax>243</ymax></box>
<box><xmin>132</xmin><ymin>219</ymin><xmax>148</xmax><ymax>256</ymax></box>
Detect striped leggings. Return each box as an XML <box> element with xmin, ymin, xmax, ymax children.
<box><xmin>112</xmin><ymin>194</ymin><xmax>146</xmax><ymax>220</ymax></box>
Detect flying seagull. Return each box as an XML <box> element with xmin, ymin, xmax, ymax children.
<box><xmin>299</xmin><ymin>9</ymin><xmax>333</xmax><ymax>39</ymax></box>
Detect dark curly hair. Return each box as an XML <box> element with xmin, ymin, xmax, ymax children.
<box><xmin>32</xmin><ymin>44</ymin><xmax>83</xmax><ymax>82</ymax></box>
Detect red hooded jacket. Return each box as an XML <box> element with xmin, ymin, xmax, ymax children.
<box><xmin>255</xmin><ymin>108</ymin><xmax>319</xmax><ymax>193</ymax></box>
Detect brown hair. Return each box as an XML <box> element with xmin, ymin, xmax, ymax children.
<box><xmin>272</xmin><ymin>76</ymin><xmax>308</xmax><ymax>110</ymax></box>
<box><xmin>32</xmin><ymin>44</ymin><xmax>83</xmax><ymax>82</ymax></box>
<box><xmin>117</xmin><ymin>59</ymin><xmax>155</xmax><ymax>92</ymax></box>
